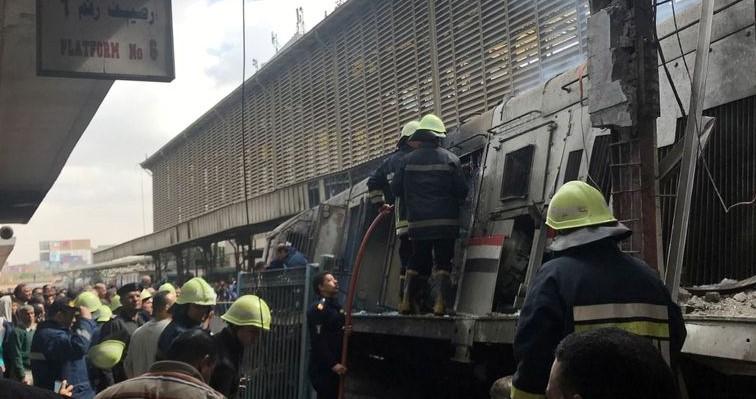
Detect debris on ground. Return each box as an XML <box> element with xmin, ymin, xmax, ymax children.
<box><xmin>683</xmin><ymin>289</ymin><xmax>756</xmax><ymax>318</ymax></box>
<box><xmin>687</xmin><ymin>275</ymin><xmax>756</xmax><ymax>295</ymax></box>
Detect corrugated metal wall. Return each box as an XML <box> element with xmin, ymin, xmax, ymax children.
<box><xmin>149</xmin><ymin>0</ymin><xmax>590</xmax><ymax>231</ymax></box>
<box><xmin>659</xmin><ymin>96</ymin><xmax>756</xmax><ymax>285</ymax></box>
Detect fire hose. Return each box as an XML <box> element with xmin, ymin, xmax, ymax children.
<box><xmin>337</xmin><ymin>204</ymin><xmax>394</xmax><ymax>399</ymax></box>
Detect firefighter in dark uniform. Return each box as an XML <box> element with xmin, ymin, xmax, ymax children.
<box><xmin>306</xmin><ymin>272</ymin><xmax>345</xmax><ymax>399</ymax></box>
<box><xmin>510</xmin><ymin>181</ymin><xmax>686</xmax><ymax>399</ymax></box>
<box><xmin>366</xmin><ymin>120</ymin><xmax>419</xmax><ymax>301</ymax></box>
<box><xmin>392</xmin><ymin>114</ymin><xmax>469</xmax><ymax>316</ymax></box>
<box><xmin>210</xmin><ymin>294</ymin><xmax>271</xmax><ymax>398</ymax></box>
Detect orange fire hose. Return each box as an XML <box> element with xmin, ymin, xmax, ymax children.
<box><xmin>337</xmin><ymin>204</ymin><xmax>394</xmax><ymax>399</ymax></box>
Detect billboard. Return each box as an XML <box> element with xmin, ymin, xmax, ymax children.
<box><xmin>36</xmin><ymin>0</ymin><xmax>175</xmax><ymax>82</ymax></box>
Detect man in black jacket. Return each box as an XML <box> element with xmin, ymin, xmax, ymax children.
<box><xmin>510</xmin><ymin>181</ymin><xmax>686</xmax><ymax>399</ymax></box>
<box><xmin>366</xmin><ymin>120</ymin><xmax>419</xmax><ymax>301</ymax></box>
<box><xmin>92</xmin><ymin>283</ymin><xmax>143</xmax><ymax>386</ymax></box>
<box><xmin>392</xmin><ymin>114</ymin><xmax>469</xmax><ymax>316</ymax></box>
<box><xmin>306</xmin><ymin>272</ymin><xmax>345</xmax><ymax>399</ymax></box>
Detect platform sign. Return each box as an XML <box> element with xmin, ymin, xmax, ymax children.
<box><xmin>36</xmin><ymin>0</ymin><xmax>175</xmax><ymax>82</ymax></box>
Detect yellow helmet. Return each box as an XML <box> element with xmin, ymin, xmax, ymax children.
<box><xmin>74</xmin><ymin>291</ymin><xmax>102</xmax><ymax>313</ymax></box>
<box><xmin>88</xmin><ymin>340</ymin><xmax>125</xmax><ymax>369</ymax></box>
<box><xmin>417</xmin><ymin>114</ymin><xmax>446</xmax><ymax>137</ymax></box>
<box><xmin>220</xmin><ymin>295</ymin><xmax>271</xmax><ymax>330</ymax></box>
<box><xmin>158</xmin><ymin>283</ymin><xmax>176</xmax><ymax>294</ymax></box>
<box><xmin>140</xmin><ymin>289</ymin><xmax>153</xmax><ymax>302</ymax></box>
<box><xmin>176</xmin><ymin>277</ymin><xmax>216</xmax><ymax>306</ymax></box>
<box><xmin>546</xmin><ymin>181</ymin><xmax>631</xmax><ymax>251</ymax></box>
<box><xmin>97</xmin><ymin>305</ymin><xmax>113</xmax><ymax>322</ymax></box>
<box><xmin>547</xmin><ymin>181</ymin><xmax>616</xmax><ymax>230</ymax></box>
<box><xmin>400</xmin><ymin>120</ymin><xmax>420</xmax><ymax>138</ymax></box>
<box><xmin>109</xmin><ymin>295</ymin><xmax>121</xmax><ymax>312</ymax></box>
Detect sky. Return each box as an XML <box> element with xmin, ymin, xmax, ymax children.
<box><xmin>7</xmin><ymin>0</ymin><xmax>337</xmax><ymax>265</ymax></box>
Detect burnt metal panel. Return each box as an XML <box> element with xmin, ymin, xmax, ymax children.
<box><xmin>659</xmin><ymin>96</ymin><xmax>756</xmax><ymax>285</ymax></box>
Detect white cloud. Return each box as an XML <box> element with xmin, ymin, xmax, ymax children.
<box><xmin>7</xmin><ymin>0</ymin><xmax>336</xmax><ymax>265</ymax></box>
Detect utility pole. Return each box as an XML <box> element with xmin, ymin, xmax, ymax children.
<box><xmin>587</xmin><ymin>0</ymin><xmax>662</xmax><ymax>271</ymax></box>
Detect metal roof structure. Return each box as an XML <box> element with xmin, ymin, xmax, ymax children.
<box><xmin>97</xmin><ymin>0</ymin><xmax>591</xmax><ymax>262</ymax></box>
<box><xmin>0</xmin><ymin>0</ymin><xmax>112</xmax><ymax>223</ymax></box>
<box><xmin>144</xmin><ymin>0</ymin><xmax>590</xmax><ymax>231</ymax></box>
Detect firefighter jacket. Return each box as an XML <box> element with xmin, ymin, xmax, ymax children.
<box><xmin>511</xmin><ymin>239</ymin><xmax>686</xmax><ymax>399</ymax></box>
<box><xmin>306</xmin><ymin>296</ymin><xmax>344</xmax><ymax>378</ymax></box>
<box><xmin>95</xmin><ymin>310</ymin><xmax>144</xmax><ymax>383</ymax></box>
<box><xmin>367</xmin><ymin>143</ymin><xmax>413</xmax><ymax>236</ymax></box>
<box><xmin>209</xmin><ymin>327</ymin><xmax>243</xmax><ymax>398</ymax></box>
<box><xmin>392</xmin><ymin>143</ymin><xmax>469</xmax><ymax>240</ymax></box>
<box><xmin>31</xmin><ymin>318</ymin><xmax>97</xmax><ymax>399</ymax></box>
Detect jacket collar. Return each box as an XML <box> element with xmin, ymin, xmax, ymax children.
<box><xmin>148</xmin><ymin>360</ymin><xmax>205</xmax><ymax>381</ymax></box>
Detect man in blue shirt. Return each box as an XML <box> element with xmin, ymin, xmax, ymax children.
<box><xmin>268</xmin><ymin>244</ymin><xmax>308</xmax><ymax>269</ymax></box>
<box><xmin>31</xmin><ymin>298</ymin><xmax>96</xmax><ymax>399</ymax></box>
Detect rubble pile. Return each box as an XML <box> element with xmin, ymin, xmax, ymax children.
<box><xmin>681</xmin><ymin>288</ymin><xmax>756</xmax><ymax>317</ymax></box>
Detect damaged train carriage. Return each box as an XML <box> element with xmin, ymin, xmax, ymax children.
<box><xmin>248</xmin><ymin>1</ymin><xmax>756</xmax><ymax>397</ymax></box>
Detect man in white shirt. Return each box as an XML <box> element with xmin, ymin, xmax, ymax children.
<box><xmin>123</xmin><ymin>290</ymin><xmax>176</xmax><ymax>378</ymax></box>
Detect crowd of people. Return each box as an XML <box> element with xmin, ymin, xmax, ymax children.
<box><xmin>0</xmin><ymin>275</ymin><xmax>270</xmax><ymax>399</ymax></box>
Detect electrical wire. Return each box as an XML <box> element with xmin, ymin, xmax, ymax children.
<box><xmin>663</xmin><ymin>1</ymin><xmax>756</xmax><ymax>213</ymax></box>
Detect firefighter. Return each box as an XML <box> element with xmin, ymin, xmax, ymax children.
<box><xmin>157</xmin><ymin>277</ymin><xmax>216</xmax><ymax>357</ymax></box>
<box><xmin>92</xmin><ymin>283</ymin><xmax>143</xmax><ymax>385</ymax></box>
<box><xmin>306</xmin><ymin>272</ymin><xmax>345</xmax><ymax>399</ymax></box>
<box><xmin>209</xmin><ymin>294</ymin><xmax>271</xmax><ymax>397</ymax></box>
<box><xmin>392</xmin><ymin>114</ymin><xmax>469</xmax><ymax>316</ymax></box>
<box><xmin>510</xmin><ymin>181</ymin><xmax>686</xmax><ymax>399</ymax></box>
<box><xmin>367</xmin><ymin>120</ymin><xmax>419</xmax><ymax>301</ymax></box>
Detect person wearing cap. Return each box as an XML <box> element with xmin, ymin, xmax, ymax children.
<box><xmin>367</xmin><ymin>120</ymin><xmax>419</xmax><ymax>302</ymax></box>
<box><xmin>124</xmin><ymin>291</ymin><xmax>176</xmax><ymax>378</ymax></box>
<box><xmin>92</xmin><ymin>283</ymin><xmax>143</xmax><ymax>384</ymax></box>
<box><xmin>392</xmin><ymin>114</ymin><xmax>469</xmax><ymax>316</ymax></box>
<box><xmin>30</xmin><ymin>298</ymin><xmax>96</xmax><ymax>399</ymax></box>
<box><xmin>137</xmin><ymin>289</ymin><xmax>154</xmax><ymax>324</ymax></box>
<box><xmin>95</xmin><ymin>329</ymin><xmax>224</xmax><ymax>399</ymax></box>
<box><xmin>509</xmin><ymin>181</ymin><xmax>686</xmax><ymax>399</ymax></box>
<box><xmin>209</xmin><ymin>294</ymin><xmax>271</xmax><ymax>397</ymax></box>
<box><xmin>157</xmin><ymin>277</ymin><xmax>216</xmax><ymax>357</ymax></box>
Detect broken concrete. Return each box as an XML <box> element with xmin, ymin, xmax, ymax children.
<box><xmin>587</xmin><ymin>0</ymin><xmax>660</xmax><ymax>128</ymax></box>
<box><xmin>704</xmin><ymin>292</ymin><xmax>721</xmax><ymax>303</ymax></box>
<box><xmin>685</xmin><ymin>290</ymin><xmax>756</xmax><ymax>318</ymax></box>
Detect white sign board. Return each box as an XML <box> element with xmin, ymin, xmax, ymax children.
<box><xmin>37</xmin><ymin>0</ymin><xmax>175</xmax><ymax>82</ymax></box>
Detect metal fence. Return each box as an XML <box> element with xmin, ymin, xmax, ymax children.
<box><xmin>237</xmin><ymin>266</ymin><xmax>316</xmax><ymax>399</ymax></box>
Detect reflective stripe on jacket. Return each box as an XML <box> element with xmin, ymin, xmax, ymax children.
<box><xmin>511</xmin><ymin>240</ymin><xmax>686</xmax><ymax>399</ymax></box>
<box><xmin>30</xmin><ymin>318</ymin><xmax>97</xmax><ymax>399</ymax></box>
<box><xmin>367</xmin><ymin>144</ymin><xmax>413</xmax><ymax>235</ymax></box>
<box><xmin>392</xmin><ymin>143</ymin><xmax>468</xmax><ymax>240</ymax></box>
